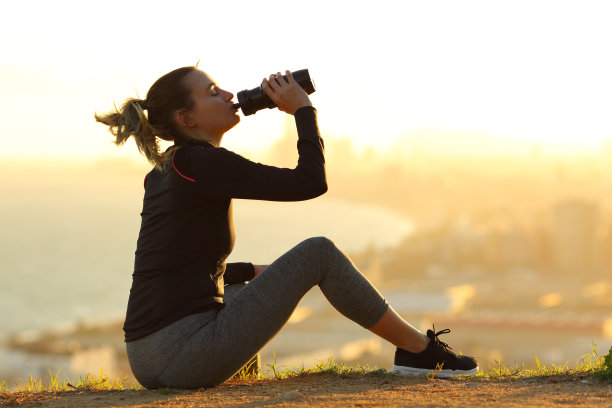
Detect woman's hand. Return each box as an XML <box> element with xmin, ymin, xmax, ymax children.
<box><xmin>253</xmin><ymin>264</ymin><xmax>269</xmax><ymax>277</ymax></box>
<box><xmin>262</xmin><ymin>70</ymin><xmax>312</xmax><ymax>115</ymax></box>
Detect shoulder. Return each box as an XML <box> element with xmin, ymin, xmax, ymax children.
<box><xmin>174</xmin><ymin>144</ymin><xmax>244</xmax><ymax>165</ymax></box>
<box><xmin>171</xmin><ymin>144</ymin><xmax>254</xmax><ymax>182</ymax></box>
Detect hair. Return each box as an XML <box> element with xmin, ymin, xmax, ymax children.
<box><xmin>95</xmin><ymin>66</ymin><xmax>199</xmax><ymax>169</ymax></box>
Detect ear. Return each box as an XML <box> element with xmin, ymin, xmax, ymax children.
<box><xmin>174</xmin><ymin>109</ymin><xmax>195</xmax><ymax>128</ymax></box>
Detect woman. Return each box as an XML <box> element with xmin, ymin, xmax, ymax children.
<box><xmin>95</xmin><ymin>67</ymin><xmax>478</xmax><ymax>389</ymax></box>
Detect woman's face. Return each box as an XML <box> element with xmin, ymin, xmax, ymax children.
<box><xmin>181</xmin><ymin>70</ymin><xmax>240</xmax><ymax>141</ymax></box>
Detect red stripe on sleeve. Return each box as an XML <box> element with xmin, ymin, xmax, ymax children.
<box><xmin>172</xmin><ymin>149</ymin><xmax>196</xmax><ymax>182</ymax></box>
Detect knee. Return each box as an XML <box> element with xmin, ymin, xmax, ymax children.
<box><xmin>301</xmin><ymin>236</ymin><xmax>337</xmax><ymax>253</ymax></box>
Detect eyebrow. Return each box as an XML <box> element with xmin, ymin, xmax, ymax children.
<box><xmin>206</xmin><ymin>82</ymin><xmax>217</xmax><ymax>90</ymax></box>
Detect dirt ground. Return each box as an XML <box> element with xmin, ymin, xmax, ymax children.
<box><xmin>2</xmin><ymin>373</ymin><xmax>610</xmax><ymax>408</ymax></box>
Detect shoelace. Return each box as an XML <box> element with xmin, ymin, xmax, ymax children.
<box><xmin>430</xmin><ymin>326</ymin><xmax>458</xmax><ymax>359</ymax></box>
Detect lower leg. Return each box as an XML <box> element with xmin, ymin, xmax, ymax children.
<box><xmin>311</xmin><ymin>240</ymin><xmax>478</xmax><ymax>376</ymax></box>
<box><xmin>302</xmin><ymin>238</ymin><xmax>429</xmax><ymax>352</ymax></box>
<box><xmin>367</xmin><ymin>306</ymin><xmax>429</xmax><ymax>352</ymax></box>
<box><xmin>311</xmin><ymin>238</ymin><xmax>429</xmax><ymax>352</ymax></box>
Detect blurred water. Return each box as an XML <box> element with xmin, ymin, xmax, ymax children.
<box><xmin>0</xmin><ymin>186</ymin><xmax>412</xmax><ymax>339</ymax></box>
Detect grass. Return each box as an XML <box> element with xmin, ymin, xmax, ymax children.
<box><xmin>594</xmin><ymin>345</ymin><xmax>612</xmax><ymax>383</ymax></box>
<box><xmin>225</xmin><ymin>344</ymin><xmax>612</xmax><ymax>383</ymax></box>
<box><xmin>255</xmin><ymin>354</ymin><xmax>386</xmax><ymax>380</ymax></box>
<box><xmin>0</xmin><ymin>368</ymin><xmax>141</xmax><ymax>406</ymax></box>
<box><xmin>1</xmin><ymin>368</ymin><xmax>136</xmax><ymax>393</ymax></box>
<box><xmin>477</xmin><ymin>343</ymin><xmax>612</xmax><ymax>381</ymax></box>
<box><xmin>1</xmin><ymin>345</ymin><xmax>610</xmax><ymax>405</ymax></box>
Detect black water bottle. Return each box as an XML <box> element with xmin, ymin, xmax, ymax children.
<box><xmin>234</xmin><ymin>69</ymin><xmax>316</xmax><ymax>116</ymax></box>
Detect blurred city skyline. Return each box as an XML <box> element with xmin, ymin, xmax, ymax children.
<box><xmin>2</xmin><ymin>129</ymin><xmax>611</xmax><ymax>384</ymax></box>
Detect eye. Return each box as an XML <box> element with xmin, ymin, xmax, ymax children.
<box><xmin>210</xmin><ymin>86</ymin><xmax>219</xmax><ymax>96</ymax></box>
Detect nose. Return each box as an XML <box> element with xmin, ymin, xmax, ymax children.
<box><xmin>221</xmin><ymin>88</ymin><xmax>234</xmax><ymax>102</ymax></box>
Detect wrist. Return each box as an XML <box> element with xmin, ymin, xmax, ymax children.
<box><xmin>293</xmin><ymin>104</ymin><xmax>314</xmax><ymax>115</ymax></box>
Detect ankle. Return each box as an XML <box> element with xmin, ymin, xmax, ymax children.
<box><xmin>399</xmin><ymin>334</ymin><xmax>430</xmax><ymax>353</ymax></box>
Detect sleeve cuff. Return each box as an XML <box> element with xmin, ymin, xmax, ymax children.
<box><xmin>294</xmin><ymin>106</ymin><xmax>318</xmax><ymax>140</ymax></box>
<box><xmin>224</xmin><ymin>262</ymin><xmax>255</xmax><ymax>284</ymax></box>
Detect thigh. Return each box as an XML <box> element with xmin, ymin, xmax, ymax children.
<box><xmin>128</xmin><ymin>284</ymin><xmax>245</xmax><ymax>389</ymax></box>
<box><xmin>157</xmin><ymin>241</ymin><xmax>322</xmax><ymax>388</ymax></box>
<box><xmin>126</xmin><ymin>309</ymin><xmax>218</xmax><ymax>389</ymax></box>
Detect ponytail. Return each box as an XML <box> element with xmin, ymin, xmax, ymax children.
<box><xmin>95</xmin><ymin>98</ymin><xmax>165</xmax><ymax>169</ymax></box>
<box><xmin>95</xmin><ymin>66</ymin><xmax>198</xmax><ymax>170</ymax></box>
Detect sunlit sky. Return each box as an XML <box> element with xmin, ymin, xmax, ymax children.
<box><xmin>1</xmin><ymin>0</ymin><xmax>611</xmax><ymax>159</ymax></box>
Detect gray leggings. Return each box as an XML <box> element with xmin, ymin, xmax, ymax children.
<box><xmin>126</xmin><ymin>237</ymin><xmax>389</xmax><ymax>389</ymax></box>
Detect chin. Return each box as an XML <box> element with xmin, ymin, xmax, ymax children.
<box><xmin>227</xmin><ymin>116</ymin><xmax>240</xmax><ymax>131</ymax></box>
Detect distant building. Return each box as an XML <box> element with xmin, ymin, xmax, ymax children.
<box><xmin>551</xmin><ymin>199</ymin><xmax>599</xmax><ymax>277</ymax></box>
<box><xmin>264</xmin><ymin>115</ymin><xmax>299</xmax><ymax>168</ymax></box>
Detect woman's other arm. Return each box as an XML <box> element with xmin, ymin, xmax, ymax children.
<box><xmin>177</xmin><ymin>106</ymin><xmax>326</xmax><ymax>201</ymax></box>
<box><xmin>172</xmin><ymin>70</ymin><xmax>326</xmax><ymax>201</ymax></box>
<box><xmin>224</xmin><ymin>263</ymin><xmax>268</xmax><ymax>284</ymax></box>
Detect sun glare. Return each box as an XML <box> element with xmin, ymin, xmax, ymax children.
<box><xmin>0</xmin><ymin>1</ymin><xmax>611</xmax><ymax>158</ymax></box>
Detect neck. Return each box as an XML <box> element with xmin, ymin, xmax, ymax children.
<box><xmin>179</xmin><ymin>128</ymin><xmax>222</xmax><ymax>147</ymax></box>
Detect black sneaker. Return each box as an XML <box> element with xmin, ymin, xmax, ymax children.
<box><xmin>390</xmin><ymin>327</ymin><xmax>478</xmax><ymax>378</ymax></box>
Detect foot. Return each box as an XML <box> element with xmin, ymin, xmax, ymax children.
<box><xmin>390</xmin><ymin>327</ymin><xmax>478</xmax><ymax>378</ymax></box>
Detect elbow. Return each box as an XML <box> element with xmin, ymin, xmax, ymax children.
<box><xmin>308</xmin><ymin>178</ymin><xmax>328</xmax><ymax>199</ymax></box>
<box><xmin>296</xmin><ymin>168</ymin><xmax>327</xmax><ymax>199</ymax></box>
<box><xmin>319</xmin><ymin>180</ymin><xmax>328</xmax><ymax>196</ymax></box>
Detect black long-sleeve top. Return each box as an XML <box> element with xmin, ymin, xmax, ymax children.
<box><xmin>123</xmin><ymin>106</ymin><xmax>326</xmax><ymax>342</ymax></box>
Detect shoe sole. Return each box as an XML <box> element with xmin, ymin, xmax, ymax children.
<box><xmin>390</xmin><ymin>365</ymin><xmax>479</xmax><ymax>378</ymax></box>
